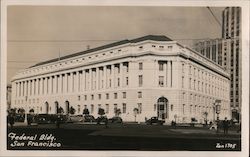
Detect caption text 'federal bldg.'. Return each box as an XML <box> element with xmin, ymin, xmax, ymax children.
<box><xmin>11</xmin><ymin>35</ymin><xmax>231</xmax><ymax>123</ymax></box>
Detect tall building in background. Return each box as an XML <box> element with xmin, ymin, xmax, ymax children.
<box><xmin>194</xmin><ymin>38</ymin><xmax>231</xmax><ymax>73</ymax></box>
<box><xmin>222</xmin><ymin>7</ymin><xmax>241</xmax><ymax>121</ymax></box>
<box><xmin>194</xmin><ymin>7</ymin><xmax>241</xmax><ymax>121</ymax></box>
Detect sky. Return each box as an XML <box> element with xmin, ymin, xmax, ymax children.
<box><xmin>7</xmin><ymin>6</ymin><xmax>225</xmax><ymax>83</ymax></box>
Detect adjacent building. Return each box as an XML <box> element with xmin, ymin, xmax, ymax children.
<box><xmin>194</xmin><ymin>38</ymin><xmax>231</xmax><ymax>73</ymax></box>
<box><xmin>194</xmin><ymin>7</ymin><xmax>241</xmax><ymax>121</ymax></box>
<box><xmin>11</xmin><ymin>35</ymin><xmax>231</xmax><ymax>123</ymax></box>
<box><xmin>222</xmin><ymin>7</ymin><xmax>242</xmax><ymax>121</ymax></box>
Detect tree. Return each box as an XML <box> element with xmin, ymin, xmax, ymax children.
<box><xmin>57</xmin><ymin>107</ymin><xmax>64</xmax><ymax>114</ymax></box>
<box><xmin>69</xmin><ymin>106</ymin><xmax>76</xmax><ymax>115</ymax></box>
<box><xmin>98</xmin><ymin>108</ymin><xmax>105</xmax><ymax>116</ymax></box>
<box><xmin>18</xmin><ymin>108</ymin><xmax>25</xmax><ymax>114</ymax></box>
<box><xmin>133</xmin><ymin>108</ymin><xmax>139</xmax><ymax>122</ymax></box>
<box><xmin>83</xmin><ymin>108</ymin><xmax>89</xmax><ymax>115</ymax></box>
<box><xmin>29</xmin><ymin>108</ymin><xmax>34</xmax><ymax>113</ymax></box>
<box><xmin>115</xmin><ymin>108</ymin><xmax>121</xmax><ymax>117</ymax></box>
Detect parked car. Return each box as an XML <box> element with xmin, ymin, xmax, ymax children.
<box><xmin>96</xmin><ymin>116</ymin><xmax>108</xmax><ymax>125</ymax></box>
<box><xmin>146</xmin><ymin>117</ymin><xmax>165</xmax><ymax>125</ymax></box>
<box><xmin>108</xmin><ymin>116</ymin><xmax>123</xmax><ymax>123</ymax></box>
<box><xmin>34</xmin><ymin>114</ymin><xmax>67</xmax><ymax>124</ymax></box>
<box><xmin>14</xmin><ymin>114</ymin><xmax>25</xmax><ymax>122</ymax></box>
<box><xmin>34</xmin><ymin>114</ymin><xmax>51</xmax><ymax>124</ymax></box>
<box><xmin>67</xmin><ymin>115</ymin><xmax>83</xmax><ymax>123</ymax></box>
<box><xmin>83</xmin><ymin>115</ymin><xmax>96</xmax><ymax>123</ymax></box>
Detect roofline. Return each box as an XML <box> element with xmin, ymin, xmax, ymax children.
<box><xmin>30</xmin><ymin>35</ymin><xmax>172</xmax><ymax>68</ymax></box>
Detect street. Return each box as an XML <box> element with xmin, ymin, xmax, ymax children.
<box><xmin>7</xmin><ymin>123</ymin><xmax>241</xmax><ymax>151</ymax></box>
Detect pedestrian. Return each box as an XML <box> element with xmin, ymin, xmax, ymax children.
<box><xmin>105</xmin><ymin>117</ymin><xmax>108</xmax><ymax>128</ymax></box>
<box><xmin>223</xmin><ymin>117</ymin><xmax>230</xmax><ymax>135</ymax></box>
<box><xmin>27</xmin><ymin>114</ymin><xmax>32</xmax><ymax>125</ymax></box>
<box><xmin>56</xmin><ymin>115</ymin><xmax>61</xmax><ymax>129</ymax></box>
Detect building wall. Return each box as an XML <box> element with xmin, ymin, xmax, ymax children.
<box><xmin>11</xmin><ymin>39</ymin><xmax>230</xmax><ymax>123</ymax></box>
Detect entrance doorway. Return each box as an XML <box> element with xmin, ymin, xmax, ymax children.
<box><xmin>157</xmin><ymin>97</ymin><xmax>168</xmax><ymax>119</ymax></box>
<box><xmin>55</xmin><ymin>101</ymin><xmax>59</xmax><ymax>114</ymax></box>
<box><xmin>45</xmin><ymin>102</ymin><xmax>49</xmax><ymax>114</ymax></box>
<box><xmin>65</xmin><ymin>101</ymin><xmax>70</xmax><ymax>114</ymax></box>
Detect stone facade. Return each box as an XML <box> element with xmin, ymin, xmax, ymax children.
<box><xmin>11</xmin><ymin>35</ymin><xmax>231</xmax><ymax>123</ymax></box>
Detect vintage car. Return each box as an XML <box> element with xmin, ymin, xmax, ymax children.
<box><xmin>145</xmin><ymin>117</ymin><xmax>165</xmax><ymax>125</ymax></box>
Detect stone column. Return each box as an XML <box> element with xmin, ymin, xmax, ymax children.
<box><xmin>82</xmin><ymin>70</ymin><xmax>86</xmax><ymax>92</ymax></box>
<box><xmin>167</xmin><ymin>61</ymin><xmax>171</xmax><ymax>87</ymax></box>
<box><xmin>163</xmin><ymin>62</ymin><xmax>167</xmax><ymax>87</ymax></box>
<box><xmin>15</xmin><ymin>82</ymin><xmax>18</xmax><ymax>98</ymax></box>
<box><xmin>45</xmin><ymin>77</ymin><xmax>48</xmax><ymax>95</ymax></box>
<box><xmin>96</xmin><ymin>67</ymin><xmax>100</xmax><ymax>90</ymax></box>
<box><xmin>49</xmin><ymin>76</ymin><xmax>52</xmax><ymax>94</ymax></box>
<box><xmin>64</xmin><ymin>74</ymin><xmax>68</xmax><ymax>93</ymax></box>
<box><xmin>111</xmin><ymin>64</ymin><xmax>115</xmax><ymax>89</ymax></box>
<box><xmin>27</xmin><ymin>80</ymin><xmax>30</xmax><ymax>96</ymax></box>
<box><xmin>103</xmin><ymin>66</ymin><xmax>107</xmax><ymax>89</ymax></box>
<box><xmin>36</xmin><ymin>79</ymin><xmax>39</xmax><ymax>96</ymax></box>
<box><xmin>58</xmin><ymin>75</ymin><xmax>62</xmax><ymax>94</ymax></box>
<box><xmin>75</xmin><ymin>71</ymin><xmax>80</xmax><ymax>93</ymax></box>
<box><xmin>78</xmin><ymin>71</ymin><xmax>82</xmax><ymax>93</ymax></box>
<box><xmin>89</xmin><ymin>69</ymin><xmax>92</xmax><ymax>91</ymax></box>
<box><xmin>23</xmin><ymin>81</ymin><xmax>26</xmax><ymax>97</ymax></box>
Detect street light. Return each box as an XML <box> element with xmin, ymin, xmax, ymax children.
<box><xmin>214</xmin><ymin>99</ymin><xmax>221</xmax><ymax>133</ymax></box>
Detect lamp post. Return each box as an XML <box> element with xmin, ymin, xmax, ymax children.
<box><xmin>24</xmin><ymin>95</ymin><xmax>28</xmax><ymax>125</ymax></box>
<box><xmin>214</xmin><ymin>99</ymin><xmax>221</xmax><ymax>133</ymax></box>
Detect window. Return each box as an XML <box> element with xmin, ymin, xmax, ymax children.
<box><xmin>98</xmin><ymin>94</ymin><xmax>101</xmax><ymax>100</ymax></box>
<box><xmin>139</xmin><ymin>62</ymin><xmax>143</xmax><ymax>70</ymax></box>
<box><xmin>167</xmin><ymin>45</ymin><xmax>173</xmax><ymax>50</ymax></box>
<box><xmin>138</xmin><ymin>91</ymin><xmax>142</xmax><ymax>98</ymax></box>
<box><xmin>105</xmin><ymin>104</ymin><xmax>109</xmax><ymax>114</ymax></box>
<box><xmin>106</xmin><ymin>93</ymin><xmax>109</xmax><ymax>99</ymax></box>
<box><xmin>117</xmin><ymin>78</ymin><xmax>120</xmax><ymax>87</ymax></box>
<box><xmin>84</xmin><ymin>95</ymin><xmax>87</xmax><ymax>100</ymax></box>
<box><xmin>122</xmin><ymin>103</ymin><xmax>126</xmax><ymax>113</ymax></box>
<box><xmin>122</xmin><ymin>92</ymin><xmax>126</xmax><ymax>98</ymax></box>
<box><xmin>91</xmin><ymin>94</ymin><xmax>94</xmax><ymax>100</ymax></box>
<box><xmin>159</xmin><ymin>63</ymin><xmax>164</xmax><ymax>71</ymax></box>
<box><xmin>126</xmin><ymin>77</ymin><xmax>129</xmax><ymax>86</ymax></box>
<box><xmin>171</xmin><ymin>105</ymin><xmax>173</xmax><ymax>111</ymax></box>
<box><xmin>114</xmin><ymin>93</ymin><xmax>118</xmax><ymax>99</ymax></box>
<box><xmin>159</xmin><ymin>46</ymin><xmax>164</xmax><ymax>49</ymax></box>
<box><xmin>183</xmin><ymin>104</ymin><xmax>185</xmax><ymax>115</ymax></box>
<box><xmin>138</xmin><ymin>103</ymin><xmax>142</xmax><ymax>114</ymax></box>
<box><xmin>159</xmin><ymin>76</ymin><xmax>164</xmax><ymax>87</ymax></box>
<box><xmin>139</xmin><ymin>75</ymin><xmax>143</xmax><ymax>87</ymax></box>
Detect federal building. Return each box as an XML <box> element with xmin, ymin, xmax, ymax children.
<box><xmin>11</xmin><ymin>35</ymin><xmax>231</xmax><ymax>123</ymax></box>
